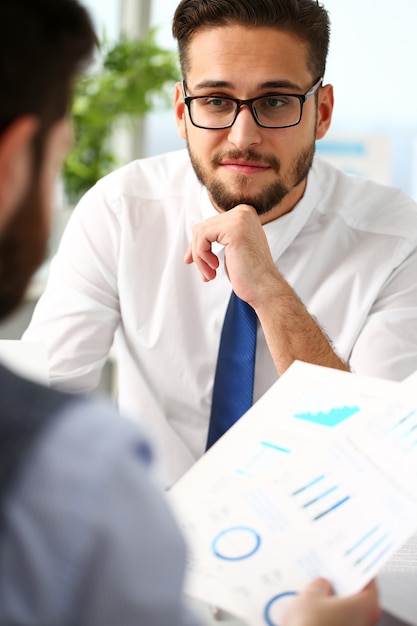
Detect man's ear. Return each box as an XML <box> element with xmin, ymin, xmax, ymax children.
<box><xmin>174</xmin><ymin>81</ymin><xmax>187</xmax><ymax>140</ymax></box>
<box><xmin>0</xmin><ymin>116</ymin><xmax>39</xmax><ymax>229</ymax></box>
<box><xmin>315</xmin><ymin>83</ymin><xmax>334</xmax><ymax>141</ymax></box>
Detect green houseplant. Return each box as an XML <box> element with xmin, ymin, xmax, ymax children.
<box><xmin>62</xmin><ymin>29</ymin><xmax>180</xmax><ymax>203</ymax></box>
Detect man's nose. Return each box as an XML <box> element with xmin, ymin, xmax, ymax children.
<box><xmin>226</xmin><ymin>104</ymin><xmax>262</xmax><ymax>149</ymax></box>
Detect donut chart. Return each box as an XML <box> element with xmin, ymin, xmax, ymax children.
<box><xmin>211</xmin><ymin>525</ymin><xmax>261</xmax><ymax>561</ymax></box>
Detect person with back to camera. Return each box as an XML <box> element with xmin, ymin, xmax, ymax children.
<box><xmin>0</xmin><ymin>1</ymin><xmax>199</xmax><ymax>623</ymax></box>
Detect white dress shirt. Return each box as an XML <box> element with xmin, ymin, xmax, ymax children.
<box><xmin>23</xmin><ymin>149</ymin><xmax>417</xmax><ymax>487</ymax></box>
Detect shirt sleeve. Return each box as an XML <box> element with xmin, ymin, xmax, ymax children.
<box><xmin>0</xmin><ymin>399</ymin><xmax>200</xmax><ymax>626</ymax></box>
<box><xmin>22</xmin><ymin>185</ymin><xmax>121</xmax><ymax>393</ymax></box>
<box><xmin>349</xmin><ymin>245</ymin><xmax>417</xmax><ymax>381</ymax></box>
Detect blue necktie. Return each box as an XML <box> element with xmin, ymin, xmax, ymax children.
<box><xmin>206</xmin><ymin>291</ymin><xmax>258</xmax><ymax>449</ymax></box>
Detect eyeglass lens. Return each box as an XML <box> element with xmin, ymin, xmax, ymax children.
<box><xmin>189</xmin><ymin>95</ymin><xmax>302</xmax><ymax>129</ymax></box>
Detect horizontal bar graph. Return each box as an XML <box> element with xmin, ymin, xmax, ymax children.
<box><xmin>291</xmin><ymin>474</ymin><xmax>351</xmax><ymax>522</ymax></box>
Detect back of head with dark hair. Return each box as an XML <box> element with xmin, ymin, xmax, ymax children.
<box><xmin>172</xmin><ymin>0</ymin><xmax>330</xmax><ymax>81</ymax></box>
<box><xmin>0</xmin><ymin>0</ymin><xmax>96</xmax><ymax>141</ymax></box>
<box><xmin>0</xmin><ymin>0</ymin><xmax>96</xmax><ymax>320</ymax></box>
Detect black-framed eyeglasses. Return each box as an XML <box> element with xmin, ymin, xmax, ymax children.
<box><xmin>182</xmin><ymin>77</ymin><xmax>323</xmax><ymax>130</ymax></box>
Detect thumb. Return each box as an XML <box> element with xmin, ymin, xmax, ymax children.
<box><xmin>281</xmin><ymin>578</ymin><xmax>334</xmax><ymax>626</ymax></box>
<box><xmin>301</xmin><ymin>577</ymin><xmax>334</xmax><ymax>598</ymax></box>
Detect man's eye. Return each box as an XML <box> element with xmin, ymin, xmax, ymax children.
<box><xmin>261</xmin><ymin>97</ymin><xmax>290</xmax><ymax>108</ymax></box>
<box><xmin>203</xmin><ymin>97</ymin><xmax>230</xmax><ymax>107</ymax></box>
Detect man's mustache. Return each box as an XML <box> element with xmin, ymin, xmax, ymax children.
<box><xmin>212</xmin><ymin>150</ymin><xmax>280</xmax><ymax>172</ymax></box>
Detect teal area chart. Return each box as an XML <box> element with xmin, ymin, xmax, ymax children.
<box><xmin>293</xmin><ymin>405</ymin><xmax>360</xmax><ymax>427</ymax></box>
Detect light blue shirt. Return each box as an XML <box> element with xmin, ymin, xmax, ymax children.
<box><xmin>0</xmin><ymin>386</ymin><xmax>199</xmax><ymax>626</ymax></box>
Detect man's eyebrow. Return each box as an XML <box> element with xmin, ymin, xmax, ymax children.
<box><xmin>191</xmin><ymin>79</ymin><xmax>303</xmax><ymax>92</ymax></box>
<box><xmin>260</xmin><ymin>80</ymin><xmax>302</xmax><ymax>91</ymax></box>
<box><xmin>192</xmin><ymin>80</ymin><xmax>235</xmax><ymax>90</ymax></box>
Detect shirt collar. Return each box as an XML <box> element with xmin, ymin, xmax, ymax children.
<box><xmin>263</xmin><ymin>163</ymin><xmax>319</xmax><ymax>262</ymax></box>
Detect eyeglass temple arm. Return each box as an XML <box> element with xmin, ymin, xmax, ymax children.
<box><xmin>305</xmin><ymin>77</ymin><xmax>323</xmax><ymax>100</ymax></box>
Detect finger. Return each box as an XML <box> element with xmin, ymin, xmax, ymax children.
<box><xmin>184</xmin><ymin>243</ymin><xmax>193</xmax><ymax>265</ymax></box>
<box><xmin>191</xmin><ymin>248</ymin><xmax>219</xmax><ymax>280</ymax></box>
<box><xmin>188</xmin><ymin>228</ymin><xmax>220</xmax><ymax>281</ymax></box>
<box><xmin>184</xmin><ymin>242</ymin><xmax>218</xmax><ymax>270</ymax></box>
<box><xmin>332</xmin><ymin>581</ymin><xmax>380</xmax><ymax>626</ymax></box>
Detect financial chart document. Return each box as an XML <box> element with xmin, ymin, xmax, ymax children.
<box><xmin>169</xmin><ymin>362</ymin><xmax>417</xmax><ymax>626</ymax></box>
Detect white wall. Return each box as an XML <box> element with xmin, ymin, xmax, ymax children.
<box><xmin>317</xmin><ymin>0</ymin><xmax>417</xmax><ymax>195</ymax></box>
<box><xmin>81</xmin><ymin>0</ymin><xmax>120</xmax><ymax>41</ymax></box>
<box><xmin>323</xmin><ymin>0</ymin><xmax>416</xmax><ymax>134</ymax></box>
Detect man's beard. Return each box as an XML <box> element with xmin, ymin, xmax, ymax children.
<box><xmin>0</xmin><ymin>177</ymin><xmax>48</xmax><ymax>320</ymax></box>
<box><xmin>187</xmin><ymin>141</ymin><xmax>315</xmax><ymax>215</ymax></box>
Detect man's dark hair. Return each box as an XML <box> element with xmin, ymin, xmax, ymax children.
<box><xmin>0</xmin><ymin>0</ymin><xmax>96</xmax><ymax>140</ymax></box>
<box><xmin>172</xmin><ymin>0</ymin><xmax>330</xmax><ymax>81</ymax></box>
<box><xmin>0</xmin><ymin>0</ymin><xmax>96</xmax><ymax>319</ymax></box>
